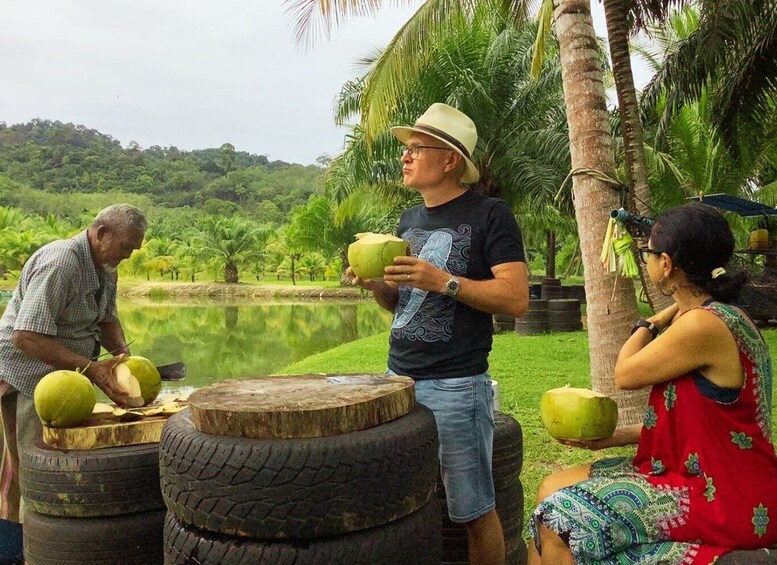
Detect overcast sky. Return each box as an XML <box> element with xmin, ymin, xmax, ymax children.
<box><xmin>1</xmin><ymin>1</ymin><xmax>651</xmax><ymax>166</ymax></box>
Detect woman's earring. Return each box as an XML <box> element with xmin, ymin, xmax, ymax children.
<box><xmin>658</xmin><ymin>275</ymin><xmax>676</xmax><ymax>297</ymax></box>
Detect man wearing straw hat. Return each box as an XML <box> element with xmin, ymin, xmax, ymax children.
<box><xmin>348</xmin><ymin>103</ymin><xmax>529</xmax><ymax>564</ymax></box>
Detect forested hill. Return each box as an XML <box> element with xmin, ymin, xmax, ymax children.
<box><xmin>0</xmin><ymin>119</ymin><xmax>323</xmax><ymax>224</ymax></box>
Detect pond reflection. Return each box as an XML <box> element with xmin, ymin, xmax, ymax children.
<box><xmin>0</xmin><ymin>298</ymin><xmax>393</xmax><ymax>394</ymax></box>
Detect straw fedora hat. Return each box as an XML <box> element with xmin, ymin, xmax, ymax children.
<box><xmin>391</xmin><ymin>103</ymin><xmax>480</xmax><ymax>184</ymax></box>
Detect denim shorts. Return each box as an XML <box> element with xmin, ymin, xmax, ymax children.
<box><xmin>390</xmin><ymin>370</ymin><xmax>497</xmax><ymax>523</ymax></box>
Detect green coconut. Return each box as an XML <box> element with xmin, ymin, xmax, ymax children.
<box><xmin>347</xmin><ymin>233</ymin><xmax>408</xmax><ymax>280</ymax></box>
<box><xmin>540</xmin><ymin>386</ymin><xmax>618</xmax><ymax>440</ymax></box>
<box><xmin>34</xmin><ymin>370</ymin><xmax>96</xmax><ymax>428</ymax></box>
<box><xmin>115</xmin><ymin>356</ymin><xmax>161</xmax><ymax>406</ymax></box>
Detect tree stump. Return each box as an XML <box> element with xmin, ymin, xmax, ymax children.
<box><xmin>188</xmin><ymin>374</ymin><xmax>415</xmax><ymax>439</ymax></box>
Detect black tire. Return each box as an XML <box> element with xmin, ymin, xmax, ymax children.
<box><xmin>20</xmin><ymin>442</ymin><xmax>163</xmax><ymax>517</ymax></box>
<box><xmin>160</xmin><ymin>405</ymin><xmax>439</xmax><ymax>539</ymax></box>
<box><xmin>439</xmin><ymin>411</ymin><xmax>524</xmax><ymax>565</ymax></box>
<box><xmin>493</xmin><ymin>412</ymin><xmax>523</xmax><ymax>477</ymax></box>
<box><xmin>163</xmin><ymin>500</ymin><xmax>442</xmax><ymax>565</ymax></box>
<box><xmin>23</xmin><ymin>508</ymin><xmax>165</xmax><ymax>565</ymax></box>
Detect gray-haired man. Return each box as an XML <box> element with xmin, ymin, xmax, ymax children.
<box><xmin>0</xmin><ymin>203</ymin><xmax>146</xmax><ymax>522</ymax></box>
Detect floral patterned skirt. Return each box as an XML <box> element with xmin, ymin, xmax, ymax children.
<box><xmin>528</xmin><ymin>458</ymin><xmax>726</xmax><ymax>564</ymax></box>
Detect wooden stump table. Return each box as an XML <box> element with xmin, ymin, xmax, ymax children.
<box><xmin>188</xmin><ymin>373</ymin><xmax>415</xmax><ymax>438</ymax></box>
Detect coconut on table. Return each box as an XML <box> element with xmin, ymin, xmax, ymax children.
<box><xmin>33</xmin><ymin>356</ymin><xmax>187</xmax><ymax>450</ymax></box>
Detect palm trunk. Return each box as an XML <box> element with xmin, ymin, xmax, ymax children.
<box><xmin>602</xmin><ymin>0</ymin><xmax>673</xmax><ymax>314</ymax></box>
<box><xmin>546</xmin><ymin>231</ymin><xmax>557</xmax><ymax>278</ymax></box>
<box><xmin>554</xmin><ymin>0</ymin><xmax>646</xmax><ymax>425</ymax></box>
<box><xmin>224</xmin><ymin>262</ymin><xmax>238</xmax><ymax>284</ymax></box>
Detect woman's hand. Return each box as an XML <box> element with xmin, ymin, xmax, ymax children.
<box><xmin>556</xmin><ymin>424</ymin><xmax>641</xmax><ymax>451</ymax></box>
<box><xmin>648</xmin><ymin>303</ymin><xmax>680</xmax><ymax>332</ymax></box>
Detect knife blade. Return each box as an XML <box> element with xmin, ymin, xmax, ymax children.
<box><xmin>157</xmin><ymin>362</ymin><xmax>186</xmax><ymax>381</ymax></box>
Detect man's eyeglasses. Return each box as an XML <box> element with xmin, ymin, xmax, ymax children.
<box><xmin>638</xmin><ymin>246</ymin><xmax>663</xmax><ymax>264</ymax></box>
<box><xmin>400</xmin><ymin>145</ymin><xmax>452</xmax><ymax>159</ymax></box>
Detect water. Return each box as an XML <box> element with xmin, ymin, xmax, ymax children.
<box><xmin>0</xmin><ymin>297</ymin><xmax>393</xmax><ymax>395</ymax></box>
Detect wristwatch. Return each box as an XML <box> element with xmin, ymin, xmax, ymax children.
<box><xmin>630</xmin><ymin>318</ymin><xmax>658</xmax><ymax>339</ymax></box>
<box><xmin>444</xmin><ymin>275</ymin><xmax>461</xmax><ymax>298</ymax></box>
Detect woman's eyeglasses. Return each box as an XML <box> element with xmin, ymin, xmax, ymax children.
<box><xmin>638</xmin><ymin>246</ymin><xmax>663</xmax><ymax>264</ymax></box>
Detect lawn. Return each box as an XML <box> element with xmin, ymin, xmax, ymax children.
<box><xmin>281</xmin><ymin>326</ymin><xmax>777</xmax><ymax>540</ymax></box>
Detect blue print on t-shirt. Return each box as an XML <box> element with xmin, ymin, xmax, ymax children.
<box><xmin>391</xmin><ymin>226</ymin><xmax>471</xmax><ymax>342</ymax></box>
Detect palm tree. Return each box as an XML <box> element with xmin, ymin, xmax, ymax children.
<box><xmin>642</xmin><ymin>0</ymin><xmax>777</xmax><ymax>153</ymax></box>
<box><xmin>299</xmin><ymin>252</ymin><xmax>328</xmax><ymax>281</ymax></box>
<box><xmin>196</xmin><ymin>217</ymin><xmax>263</xmax><ymax>284</ymax></box>
<box><xmin>142</xmin><ymin>236</ymin><xmax>178</xmax><ymax>279</ymax></box>
<box><xmin>285</xmin><ymin>0</ymin><xmax>646</xmax><ymax>423</ymax></box>
<box><xmin>553</xmin><ymin>0</ymin><xmax>647</xmax><ymax>423</ymax></box>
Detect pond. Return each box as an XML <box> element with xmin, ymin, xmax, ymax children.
<box><xmin>0</xmin><ymin>297</ymin><xmax>394</xmax><ymax>396</ymax></box>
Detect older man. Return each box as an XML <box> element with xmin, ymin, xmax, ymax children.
<box><xmin>0</xmin><ymin>203</ymin><xmax>146</xmax><ymax>522</ymax></box>
<box><xmin>348</xmin><ymin>103</ymin><xmax>529</xmax><ymax>564</ymax></box>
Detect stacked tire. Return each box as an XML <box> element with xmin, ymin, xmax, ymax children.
<box><xmin>547</xmin><ymin>299</ymin><xmax>583</xmax><ymax>332</ymax></box>
<box><xmin>540</xmin><ymin>278</ymin><xmax>562</xmax><ymax>300</ymax></box>
<box><xmin>493</xmin><ymin>313</ymin><xmax>516</xmax><ymax>333</ymax></box>
<box><xmin>159</xmin><ymin>406</ymin><xmax>442</xmax><ymax>564</ymax></box>
<box><xmin>20</xmin><ymin>442</ymin><xmax>165</xmax><ymax>564</ymax></box>
<box><xmin>439</xmin><ymin>411</ymin><xmax>526</xmax><ymax>565</ymax></box>
<box><xmin>515</xmin><ymin>299</ymin><xmax>549</xmax><ymax>335</ymax></box>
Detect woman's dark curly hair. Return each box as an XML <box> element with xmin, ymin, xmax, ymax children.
<box><xmin>650</xmin><ymin>203</ymin><xmax>747</xmax><ymax>303</ymax></box>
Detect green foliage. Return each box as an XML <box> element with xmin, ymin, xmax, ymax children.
<box><xmin>0</xmin><ymin>120</ymin><xmax>322</xmax><ymax>221</ymax></box>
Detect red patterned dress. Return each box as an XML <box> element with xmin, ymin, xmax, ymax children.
<box><xmin>531</xmin><ymin>302</ymin><xmax>777</xmax><ymax>563</ymax></box>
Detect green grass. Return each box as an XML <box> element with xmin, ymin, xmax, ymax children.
<box><xmin>282</xmin><ymin>327</ymin><xmax>777</xmax><ymax>538</ymax></box>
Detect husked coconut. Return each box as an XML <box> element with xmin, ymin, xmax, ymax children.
<box><xmin>119</xmin><ymin>356</ymin><xmax>162</xmax><ymax>405</ymax></box>
<box><xmin>347</xmin><ymin>233</ymin><xmax>408</xmax><ymax>280</ymax></box>
<box><xmin>34</xmin><ymin>370</ymin><xmax>96</xmax><ymax>428</ymax></box>
<box><xmin>113</xmin><ymin>363</ymin><xmax>145</xmax><ymax>407</ymax></box>
<box><xmin>540</xmin><ymin>386</ymin><xmax>618</xmax><ymax>440</ymax></box>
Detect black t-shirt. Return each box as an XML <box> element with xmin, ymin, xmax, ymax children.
<box><xmin>388</xmin><ymin>190</ymin><xmax>526</xmax><ymax>379</ymax></box>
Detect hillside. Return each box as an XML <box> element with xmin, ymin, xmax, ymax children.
<box><xmin>0</xmin><ymin>119</ymin><xmax>323</xmax><ymax>224</ymax></box>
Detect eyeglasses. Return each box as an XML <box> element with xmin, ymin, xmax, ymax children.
<box><xmin>400</xmin><ymin>144</ymin><xmax>452</xmax><ymax>159</ymax></box>
<box><xmin>638</xmin><ymin>246</ymin><xmax>663</xmax><ymax>264</ymax></box>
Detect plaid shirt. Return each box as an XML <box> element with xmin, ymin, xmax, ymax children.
<box><xmin>0</xmin><ymin>231</ymin><xmax>118</xmax><ymax>397</ymax></box>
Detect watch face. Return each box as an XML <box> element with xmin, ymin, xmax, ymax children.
<box><xmin>446</xmin><ymin>277</ymin><xmax>460</xmax><ymax>295</ymax></box>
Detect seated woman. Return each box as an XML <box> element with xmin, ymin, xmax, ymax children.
<box><xmin>529</xmin><ymin>204</ymin><xmax>777</xmax><ymax>564</ymax></box>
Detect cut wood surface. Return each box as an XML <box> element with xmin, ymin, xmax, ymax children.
<box><xmin>42</xmin><ymin>413</ymin><xmax>168</xmax><ymax>450</ymax></box>
<box><xmin>41</xmin><ymin>400</ymin><xmax>188</xmax><ymax>450</ymax></box>
<box><xmin>188</xmin><ymin>374</ymin><xmax>415</xmax><ymax>439</ymax></box>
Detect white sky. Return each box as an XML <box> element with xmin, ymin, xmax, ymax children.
<box><xmin>1</xmin><ymin>0</ymin><xmax>652</xmax><ymax>166</ymax></box>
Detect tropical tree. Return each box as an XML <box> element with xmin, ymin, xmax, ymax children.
<box><xmin>142</xmin><ymin>236</ymin><xmax>178</xmax><ymax>280</ymax></box>
<box><xmin>285</xmin><ymin>0</ymin><xmax>646</xmax><ymax>422</ymax></box>
<box><xmin>642</xmin><ymin>0</ymin><xmax>777</xmax><ymax>154</ymax></box>
<box><xmin>196</xmin><ymin>217</ymin><xmax>264</xmax><ymax>283</ymax></box>
<box><xmin>299</xmin><ymin>252</ymin><xmax>328</xmax><ymax>281</ymax></box>
<box><xmin>637</xmin><ymin>5</ymin><xmax>777</xmax><ymax>210</ymax></box>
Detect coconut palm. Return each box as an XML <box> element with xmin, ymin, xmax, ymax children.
<box><xmin>196</xmin><ymin>217</ymin><xmax>264</xmax><ymax>284</ymax></box>
<box><xmin>142</xmin><ymin>236</ymin><xmax>178</xmax><ymax>280</ymax></box>
<box><xmin>285</xmin><ymin>0</ymin><xmax>647</xmax><ymax>422</ymax></box>
<box><xmin>636</xmin><ymin>6</ymin><xmax>777</xmax><ymax>209</ymax></box>
<box><xmin>298</xmin><ymin>252</ymin><xmax>328</xmax><ymax>281</ymax></box>
<box><xmin>642</xmin><ymin>0</ymin><xmax>777</xmax><ymax>153</ymax></box>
